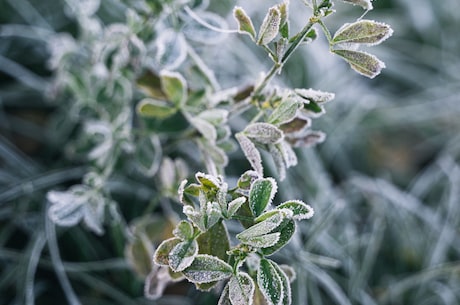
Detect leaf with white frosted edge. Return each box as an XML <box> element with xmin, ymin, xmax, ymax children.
<box><xmin>197</xmin><ymin>221</ymin><xmax>230</xmax><ymax>261</ymax></box>
<box><xmin>189</xmin><ymin>117</ymin><xmax>217</xmax><ymax>143</ymax></box>
<box><xmin>280</xmin><ymin>117</ymin><xmax>311</xmax><ymax>137</ymax></box>
<box><xmin>173</xmin><ymin>220</ymin><xmax>194</xmax><ymax>240</ymax></box>
<box><xmin>332</xmin><ymin>49</ymin><xmax>385</xmax><ymax>79</ymax></box>
<box><xmin>340</xmin><ymin>0</ymin><xmax>373</xmax><ymax>10</ymax></box>
<box><xmin>257</xmin><ymin>6</ymin><xmax>281</xmax><ymax>45</ymax></box>
<box><xmin>277</xmin><ymin>200</ymin><xmax>314</xmax><ymax>220</ymax></box>
<box><xmin>271</xmin><ymin>261</ymin><xmax>292</xmax><ymax>305</ymax></box>
<box><xmin>183</xmin><ymin>206</ymin><xmax>206</xmax><ymax>232</ymax></box>
<box><xmin>168</xmin><ymin>240</ymin><xmax>198</xmax><ymax>272</ymax></box>
<box><xmin>332</xmin><ymin>20</ymin><xmax>393</xmax><ymax>46</ymax></box>
<box><xmin>153</xmin><ymin>30</ymin><xmax>187</xmax><ymax>70</ymax></box>
<box><xmin>204</xmin><ymin>201</ymin><xmax>222</xmax><ymax>230</ymax></box>
<box><xmin>83</xmin><ymin>195</ymin><xmax>106</xmax><ymax>235</ymax></box>
<box><xmin>277</xmin><ymin>1</ymin><xmax>289</xmax><ymax>38</ymax></box>
<box><xmin>249</xmin><ymin>178</ymin><xmax>277</xmax><ymax>217</ymax></box>
<box><xmin>260</xmin><ymin>219</ymin><xmax>295</xmax><ymax>256</ymax></box>
<box><xmin>178</xmin><ymin>179</ymin><xmax>188</xmax><ymax>205</ymax></box>
<box><xmin>218</xmin><ymin>283</ymin><xmax>232</xmax><ymax>305</ymax></box>
<box><xmin>237</xmin><ymin>210</ymin><xmax>284</xmax><ymax>240</ymax></box>
<box><xmin>154</xmin><ymin>237</ymin><xmax>181</xmax><ymax>266</ymax></box>
<box><xmin>278</xmin><ymin>141</ymin><xmax>297</xmax><ymax>168</ymax></box>
<box><xmin>160</xmin><ymin>70</ymin><xmax>187</xmax><ymax>107</ymax></box>
<box><xmin>268</xmin><ymin>144</ymin><xmax>287</xmax><ymax>181</ymax></box>
<box><xmin>236</xmin><ymin>133</ymin><xmax>263</xmax><ymax>176</ymax></box>
<box><xmin>144</xmin><ymin>265</ymin><xmax>170</xmax><ymax>300</ymax></box>
<box><xmin>195</xmin><ymin>172</ymin><xmax>221</xmax><ymax>190</ymax></box>
<box><xmin>233</xmin><ymin>6</ymin><xmax>256</xmax><ymax>40</ymax></box>
<box><xmin>47</xmin><ymin>190</ymin><xmax>85</xmax><ymax>227</ymax></box>
<box><xmin>229</xmin><ymin>272</ymin><xmax>255</xmax><ymax>305</ymax></box>
<box><xmin>257</xmin><ymin>258</ymin><xmax>283</xmax><ymax>305</ymax></box>
<box><xmin>244</xmin><ymin>123</ymin><xmax>284</xmax><ymax>144</ymax></box>
<box><xmin>198</xmin><ymin>109</ymin><xmax>229</xmax><ymax>125</ymax></box>
<box><xmin>182</xmin><ymin>254</ymin><xmax>232</xmax><ymax>284</ymax></box>
<box><xmin>294</xmin><ymin>88</ymin><xmax>335</xmax><ymax>104</ymax></box>
<box><xmin>136</xmin><ymin>98</ymin><xmax>177</xmax><ymax>119</ymax></box>
<box><xmin>268</xmin><ymin>98</ymin><xmax>302</xmax><ymax>126</ymax></box>
<box><xmin>239</xmin><ymin>232</ymin><xmax>281</xmax><ymax>248</ymax></box>
<box><xmin>288</xmin><ymin>130</ymin><xmax>326</xmax><ymax>148</ymax></box>
<box><xmin>227</xmin><ymin>197</ymin><xmax>246</xmax><ymax>218</ymax></box>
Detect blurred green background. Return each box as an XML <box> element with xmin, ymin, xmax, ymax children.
<box><xmin>1</xmin><ymin>0</ymin><xmax>459</xmax><ymax>304</ymax></box>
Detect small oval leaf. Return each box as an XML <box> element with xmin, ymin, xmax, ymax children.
<box><xmin>160</xmin><ymin>70</ymin><xmax>187</xmax><ymax>107</ymax></box>
<box><xmin>168</xmin><ymin>240</ymin><xmax>198</xmax><ymax>272</ymax></box>
<box><xmin>229</xmin><ymin>272</ymin><xmax>255</xmax><ymax>305</ymax></box>
<box><xmin>277</xmin><ymin>200</ymin><xmax>314</xmax><ymax>220</ymax></box>
<box><xmin>182</xmin><ymin>254</ymin><xmax>233</xmax><ymax>283</ymax></box>
<box><xmin>244</xmin><ymin>122</ymin><xmax>284</xmax><ymax>144</ymax></box>
<box><xmin>173</xmin><ymin>220</ymin><xmax>194</xmax><ymax>240</ymax></box>
<box><xmin>136</xmin><ymin>98</ymin><xmax>177</xmax><ymax>119</ymax></box>
<box><xmin>153</xmin><ymin>237</ymin><xmax>181</xmax><ymax>266</ymax></box>
<box><xmin>237</xmin><ymin>210</ymin><xmax>284</xmax><ymax>240</ymax></box>
<box><xmin>249</xmin><ymin>178</ymin><xmax>277</xmax><ymax>217</ymax></box>
<box><xmin>236</xmin><ymin>133</ymin><xmax>263</xmax><ymax>176</ymax></box>
<box><xmin>233</xmin><ymin>6</ymin><xmax>256</xmax><ymax>40</ymax></box>
<box><xmin>332</xmin><ymin>49</ymin><xmax>385</xmax><ymax>79</ymax></box>
<box><xmin>332</xmin><ymin>20</ymin><xmax>393</xmax><ymax>46</ymax></box>
<box><xmin>257</xmin><ymin>6</ymin><xmax>281</xmax><ymax>45</ymax></box>
<box><xmin>257</xmin><ymin>258</ymin><xmax>284</xmax><ymax>305</ymax></box>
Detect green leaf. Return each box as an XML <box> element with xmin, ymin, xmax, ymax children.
<box><xmin>244</xmin><ymin>122</ymin><xmax>284</xmax><ymax>144</ymax></box>
<box><xmin>271</xmin><ymin>261</ymin><xmax>292</xmax><ymax>305</ymax></box>
<box><xmin>287</xmin><ymin>130</ymin><xmax>326</xmax><ymax>148</ymax></box>
<box><xmin>168</xmin><ymin>239</ymin><xmax>199</xmax><ymax>272</ymax></box>
<box><xmin>277</xmin><ymin>1</ymin><xmax>289</xmax><ymax>39</ymax></box>
<box><xmin>237</xmin><ymin>210</ymin><xmax>284</xmax><ymax>240</ymax></box>
<box><xmin>198</xmin><ymin>109</ymin><xmax>229</xmax><ymax>125</ymax></box>
<box><xmin>249</xmin><ymin>178</ymin><xmax>277</xmax><ymax>217</ymax></box>
<box><xmin>125</xmin><ymin>234</ymin><xmax>154</xmax><ymax>277</ymax></box>
<box><xmin>229</xmin><ymin>272</ymin><xmax>255</xmax><ymax>305</ymax></box>
<box><xmin>236</xmin><ymin>133</ymin><xmax>263</xmax><ymax>176</ymax></box>
<box><xmin>268</xmin><ymin>98</ymin><xmax>302</xmax><ymax>125</ymax></box>
<box><xmin>332</xmin><ymin>49</ymin><xmax>385</xmax><ymax>79</ymax></box>
<box><xmin>154</xmin><ymin>237</ymin><xmax>181</xmax><ymax>266</ymax></box>
<box><xmin>160</xmin><ymin>70</ymin><xmax>187</xmax><ymax>107</ymax></box>
<box><xmin>182</xmin><ymin>254</ymin><xmax>233</xmax><ymax>283</ymax></box>
<box><xmin>257</xmin><ymin>6</ymin><xmax>281</xmax><ymax>45</ymax></box>
<box><xmin>227</xmin><ymin>197</ymin><xmax>246</xmax><ymax>218</ymax></box>
<box><xmin>218</xmin><ymin>283</ymin><xmax>232</xmax><ymax>305</ymax></box>
<box><xmin>260</xmin><ymin>219</ymin><xmax>295</xmax><ymax>256</ymax></box>
<box><xmin>136</xmin><ymin>98</ymin><xmax>177</xmax><ymax>119</ymax></box>
<box><xmin>203</xmin><ymin>201</ymin><xmax>222</xmax><ymax>230</ymax></box>
<box><xmin>277</xmin><ymin>200</ymin><xmax>314</xmax><ymax>220</ymax></box>
<box><xmin>133</xmin><ymin>135</ymin><xmax>162</xmax><ymax>177</ymax></box>
<box><xmin>189</xmin><ymin>116</ymin><xmax>217</xmax><ymax>143</ymax></box>
<box><xmin>195</xmin><ymin>172</ymin><xmax>221</xmax><ymax>190</ymax></box>
<box><xmin>332</xmin><ymin>20</ymin><xmax>393</xmax><ymax>46</ymax></box>
<box><xmin>197</xmin><ymin>221</ymin><xmax>230</xmax><ymax>261</ymax></box>
<box><xmin>257</xmin><ymin>258</ymin><xmax>284</xmax><ymax>305</ymax></box>
<box><xmin>173</xmin><ymin>220</ymin><xmax>194</xmax><ymax>240</ymax></box>
<box><xmin>340</xmin><ymin>0</ymin><xmax>373</xmax><ymax>10</ymax></box>
<box><xmin>268</xmin><ymin>144</ymin><xmax>287</xmax><ymax>181</ymax></box>
<box><xmin>233</xmin><ymin>6</ymin><xmax>256</xmax><ymax>40</ymax></box>
<box><xmin>294</xmin><ymin>88</ymin><xmax>335</xmax><ymax>104</ymax></box>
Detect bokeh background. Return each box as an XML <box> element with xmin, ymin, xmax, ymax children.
<box><xmin>1</xmin><ymin>0</ymin><xmax>459</xmax><ymax>304</ymax></box>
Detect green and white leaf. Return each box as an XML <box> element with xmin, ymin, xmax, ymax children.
<box><xmin>237</xmin><ymin>210</ymin><xmax>284</xmax><ymax>240</ymax></box>
<box><xmin>277</xmin><ymin>200</ymin><xmax>314</xmax><ymax>220</ymax></box>
<box><xmin>233</xmin><ymin>6</ymin><xmax>256</xmax><ymax>40</ymax></box>
<box><xmin>271</xmin><ymin>261</ymin><xmax>292</xmax><ymax>305</ymax></box>
<box><xmin>136</xmin><ymin>98</ymin><xmax>177</xmax><ymax>119</ymax></box>
<box><xmin>268</xmin><ymin>98</ymin><xmax>302</xmax><ymax>126</ymax></box>
<box><xmin>257</xmin><ymin>6</ymin><xmax>281</xmax><ymax>45</ymax></box>
<box><xmin>227</xmin><ymin>196</ymin><xmax>246</xmax><ymax>218</ymax></box>
<box><xmin>154</xmin><ymin>237</ymin><xmax>181</xmax><ymax>266</ymax></box>
<box><xmin>182</xmin><ymin>254</ymin><xmax>233</xmax><ymax>284</ymax></box>
<box><xmin>160</xmin><ymin>70</ymin><xmax>187</xmax><ymax>107</ymax></box>
<box><xmin>332</xmin><ymin>20</ymin><xmax>393</xmax><ymax>46</ymax></box>
<box><xmin>168</xmin><ymin>239</ymin><xmax>199</xmax><ymax>272</ymax></box>
<box><xmin>244</xmin><ymin>122</ymin><xmax>284</xmax><ymax>144</ymax></box>
<box><xmin>189</xmin><ymin>116</ymin><xmax>218</xmax><ymax>143</ymax></box>
<box><xmin>249</xmin><ymin>177</ymin><xmax>277</xmax><ymax>217</ymax></box>
<box><xmin>195</xmin><ymin>172</ymin><xmax>221</xmax><ymax>190</ymax></box>
<box><xmin>229</xmin><ymin>272</ymin><xmax>255</xmax><ymax>305</ymax></box>
<box><xmin>236</xmin><ymin>133</ymin><xmax>263</xmax><ymax>176</ymax></box>
<box><xmin>294</xmin><ymin>88</ymin><xmax>335</xmax><ymax>104</ymax></box>
<box><xmin>239</xmin><ymin>232</ymin><xmax>281</xmax><ymax>248</ymax></box>
<box><xmin>183</xmin><ymin>205</ymin><xmax>206</xmax><ymax>232</ymax></box>
<box><xmin>172</xmin><ymin>220</ymin><xmax>194</xmax><ymax>240</ymax></box>
<box><xmin>218</xmin><ymin>283</ymin><xmax>232</xmax><ymax>305</ymax></box>
<box><xmin>340</xmin><ymin>0</ymin><xmax>373</xmax><ymax>10</ymax></box>
<box><xmin>257</xmin><ymin>258</ymin><xmax>284</xmax><ymax>305</ymax></box>
<box><xmin>332</xmin><ymin>49</ymin><xmax>385</xmax><ymax>79</ymax></box>
<box><xmin>260</xmin><ymin>219</ymin><xmax>295</xmax><ymax>256</ymax></box>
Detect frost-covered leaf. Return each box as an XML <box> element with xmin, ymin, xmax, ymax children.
<box><xmin>280</xmin><ymin>117</ymin><xmax>311</xmax><ymax>137</ymax></box>
<box><xmin>218</xmin><ymin>283</ymin><xmax>232</xmax><ymax>305</ymax></box>
<box><xmin>182</xmin><ymin>254</ymin><xmax>232</xmax><ymax>283</ymax></box>
<box><xmin>260</xmin><ymin>219</ymin><xmax>295</xmax><ymax>256</ymax></box>
<box><xmin>277</xmin><ymin>1</ymin><xmax>289</xmax><ymax>38</ymax></box>
<box><xmin>198</xmin><ymin>109</ymin><xmax>229</xmax><ymax>125</ymax></box>
<box><xmin>277</xmin><ymin>200</ymin><xmax>314</xmax><ymax>220</ymax></box>
<box><xmin>257</xmin><ymin>258</ymin><xmax>283</xmax><ymax>305</ymax></box>
<box><xmin>154</xmin><ymin>237</ymin><xmax>181</xmax><ymax>266</ymax></box>
<box><xmin>204</xmin><ymin>201</ymin><xmax>222</xmax><ymax>230</ymax></box>
<box><xmin>288</xmin><ymin>130</ymin><xmax>326</xmax><ymax>147</ymax></box>
<box><xmin>333</xmin><ymin>49</ymin><xmax>385</xmax><ymax>78</ymax></box>
<box><xmin>144</xmin><ymin>265</ymin><xmax>171</xmax><ymax>300</ymax></box>
<box><xmin>278</xmin><ymin>141</ymin><xmax>297</xmax><ymax>168</ymax></box>
<box><xmin>134</xmin><ymin>135</ymin><xmax>162</xmax><ymax>177</ymax></box>
<box><xmin>229</xmin><ymin>272</ymin><xmax>255</xmax><ymax>305</ymax></box>
<box><xmin>151</xmin><ymin>29</ymin><xmax>187</xmax><ymax>70</ymax></box>
<box><xmin>195</xmin><ymin>172</ymin><xmax>221</xmax><ymax>190</ymax></box>
<box><xmin>268</xmin><ymin>144</ymin><xmax>287</xmax><ymax>181</ymax></box>
<box><xmin>239</xmin><ymin>232</ymin><xmax>281</xmax><ymax>248</ymax></box>
<box><xmin>136</xmin><ymin>98</ymin><xmax>177</xmax><ymax>119</ymax></box>
<box><xmin>125</xmin><ymin>234</ymin><xmax>154</xmax><ymax>278</ymax></box>
<box><xmin>227</xmin><ymin>197</ymin><xmax>246</xmax><ymax>218</ymax></box>
<box><xmin>279</xmin><ymin>265</ymin><xmax>296</xmax><ymax>283</ymax></box>
<box><xmin>268</xmin><ymin>98</ymin><xmax>302</xmax><ymax>126</ymax></box>
<box><xmin>47</xmin><ymin>188</ymin><xmax>86</xmax><ymax>227</ymax></box>
<box><xmin>197</xmin><ymin>221</ymin><xmax>230</xmax><ymax>261</ymax></box>
<box><xmin>271</xmin><ymin>261</ymin><xmax>292</xmax><ymax>305</ymax></box>
<box><xmin>257</xmin><ymin>6</ymin><xmax>281</xmax><ymax>45</ymax></box>
<box><xmin>233</xmin><ymin>6</ymin><xmax>256</xmax><ymax>40</ymax></box>
<box><xmin>294</xmin><ymin>88</ymin><xmax>335</xmax><ymax>104</ymax></box>
<box><xmin>340</xmin><ymin>0</ymin><xmax>373</xmax><ymax>10</ymax></box>
<box><xmin>237</xmin><ymin>170</ymin><xmax>260</xmax><ymax>191</ymax></box>
<box><xmin>190</xmin><ymin>117</ymin><xmax>217</xmax><ymax>143</ymax></box>
<box><xmin>173</xmin><ymin>220</ymin><xmax>194</xmax><ymax>240</ymax></box>
<box><xmin>183</xmin><ymin>205</ymin><xmax>206</xmax><ymax>232</ymax></box>
<box><xmin>83</xmin><ymin>195</ymin><xmax>106</xmax><ymax>235</ymax></box>
<box><xmin>160</xmin><ymin>70</ymin><xmax>187</xmax><ymax>107</ymax></box>
<box><xmin>169</xmin><ymin>240</ymin><xmax>199</xmax><ymax>272</ymax></box>
<box><xmin>244</xmin><ymin>123</ymin><xmax>284</xmax><ymax>144</ymax></box>
<box><xmin>249</xmin><ymin>178</ymin><xmax>277</xmax><ymax>217</ymax></box>
<box><xmin>332</xmin><ymin>20</ymin><xmax>393</xmax><ymax>46</ymax></box>
<box><xmin>236</xmin><ymin>133</ymin><xmax>263</xmax><ymax>176</ymax></box>
<box><xmin>237</xmin><ymin>210</ymin><xmax>284</xmax><ymax>240</ymax></box>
